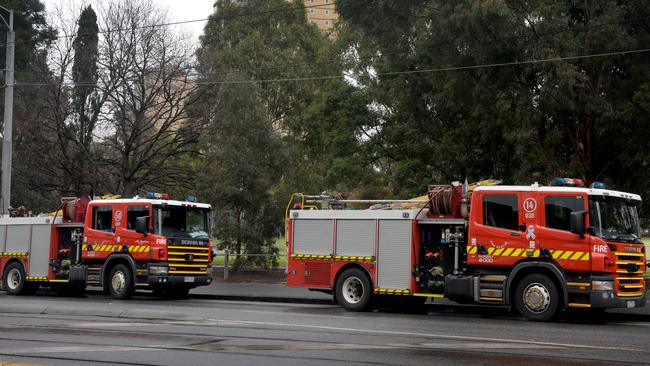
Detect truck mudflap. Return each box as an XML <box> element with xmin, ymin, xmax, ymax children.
<box><xmin>148</xmin><ymin>275</ymin><xmax>212</xmax><ymax>287</ymax></box>
<box><xmin>589</xmin><ymin>292</ymin><xmax>646</xmax><ymax>309</ymax></box>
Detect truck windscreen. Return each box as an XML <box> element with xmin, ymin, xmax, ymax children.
<box><xmin>153</xmin><ymin>206</ymin><xmax>210</xmax><ymax>239</ymax></box>
<box><xmin>589</xmin><ymin>196</ymin><xmax>641</xmax><ymax>243</ymax></box>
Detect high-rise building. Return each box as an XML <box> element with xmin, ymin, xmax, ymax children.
<box><xmin>303</xmin><ymin>0</ymin><xmax>338</xmax><ymax>32</ymax></box>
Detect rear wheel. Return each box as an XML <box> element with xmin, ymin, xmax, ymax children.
<box><xmin>335</xmin><ymin>268</ymin><xmax>372</xmax><ymax>311</ymax></box>
<box><xmin>514</xmin><ymin>274</ymin><xmax>560</xmax><ymax>321</ymax></box>
<box><xmin>108</xmin><ymin>264</ymin><xmax>134</xmax><ymax>300</ymax></box>
<box><xmin>3</xmin><ymin>262</ymin><xmax>36</xmax><ymax>295</ymax></box>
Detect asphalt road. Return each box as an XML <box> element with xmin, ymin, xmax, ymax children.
<box><xmin>0</xmin><ymin>291</ymin><xmax>648</xmax><ymax>366</ymax></box>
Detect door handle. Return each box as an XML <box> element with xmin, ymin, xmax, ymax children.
<box><xmin>510</xmin><ymin>232</ymin><xmax>520</xmax><ymax>237</ymax></box>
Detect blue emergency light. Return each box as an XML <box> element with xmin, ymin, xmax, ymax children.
<box><xmin>591</xmin><ymin>182</ymin><xmax>606</xmax><ymax>189</ymax></box>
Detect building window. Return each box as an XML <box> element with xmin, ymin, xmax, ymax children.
<box><xmin>545</xmin><ymin>196</ymin><xmax>584</xmax><ymax>231</ymax></box>
<box><xmin>483</xmin><ymin>195</ymin><xmax>519</xmax><ymax>231</ymax></box>
<box><xmin>92</xmin><ymin>206</ymin><xmax>113</xmax><ymax>232</ymax></box>
<box><xmin>325</xmin><ymin>10</ymin><xmax>329</xmax><ymax>15</ymax></box>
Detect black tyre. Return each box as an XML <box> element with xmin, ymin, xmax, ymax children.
<box><xmin>3</xmin><ymin>262</ymin><xmax>36</xmax><ymax>295</ymax></box>
<box><xmin>335</xmin><ymin>268</ymin><xmax>372</xmax><ymax>311</ymax></box>
<box><xmin>514</xmin><ymin>274</ymin><xmax>560</xmax><ymax>321</ymax></box>
<box><xmin>108</xmin><ymin>264</ymin><xmax>134</xmax><ymax>300</ymax></box>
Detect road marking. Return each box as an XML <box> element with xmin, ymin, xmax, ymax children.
<box><xmin>0</xmin><ymin>345</ymin><xmax>158</xmax><ymax>355</ymax></box>
<box><xmin>203</xmin><ymin>318</ymin><xmax>647</xmax><ymax>353</ymax></box>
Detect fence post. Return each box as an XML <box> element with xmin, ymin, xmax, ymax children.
<box><xmin>224</xmin><ymin>249</ymin><xmax>229</xmax><ymax>280</ymax></box>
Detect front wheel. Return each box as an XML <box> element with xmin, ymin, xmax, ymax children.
<box><xmin>514</xmin><ymin>274</ymin><xmax>560</xmax><ymax>321</ymax></box>
<box><xmin>108</xmin><ymin>264</ymin><xmax>134</xmax><ymax>300</ymax></box>
<box><xmin>335</xmin><ymin>268</ymin><xmax>372</xmax><ymax>311</ymax></box>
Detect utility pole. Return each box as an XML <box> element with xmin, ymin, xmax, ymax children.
<box><xmin>0</xmin><ymin>7</ymin><xmax>13</xmax><ymax>216</ymax></box>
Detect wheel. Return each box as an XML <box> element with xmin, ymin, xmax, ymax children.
<box><xmin>335</xmin><ymin>268</ymin><xmax>372</xmax><ymax>311</ymax></box>
<box><xmin>108</xmin><ymin>264</ymin><xmax>134</xmax><ymax>300</ymax></box>
<box><xmin>514</xmin><ymin>274</ymin><xmax>560</xmax><ymax>321</ymax></box>
<box><xmin>3</xmin><ymin>262</ymin><xmax>36</xmax><ymax>295</ymax></box>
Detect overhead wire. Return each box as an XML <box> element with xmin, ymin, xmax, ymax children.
<box><xmin>50</xmin><ymin>0</ymin><xmax>367</xmax><ymax>40</ymax></box>
<box><xmin>13</xmin><ymin>48</ymin><xmax>650</xmax><ymax>88</ymax></box>
<box><xmin>190</xmin><ymin>14</ymin><xmax>650</xmax><ymax>77</ymax></box>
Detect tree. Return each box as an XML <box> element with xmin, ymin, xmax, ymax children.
<box><xmin>1</xmin><ymin>0</ymin><xmax>58</xmax><ymax>211</ymax></box>
<box><xmin>198</xmin><ymin>80</ymin><xmax>281</xmax><ymax>268</ymax></box>
<box><xmin>335</xmin><ymin>0</ymin><xmax>650</xmax><ymax>200</ymax></box>
<box><xmin>69</xmin><ymin>5</ymin><xmax>100</xmax><ymax>196</ymax></box>
<box><xmin>97</xmin><ymin>0</ymin><xmax>203</xmax><ymax>196</ymax></box>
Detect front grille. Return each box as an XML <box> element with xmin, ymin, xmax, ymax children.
<box><xmin>167</xmin><ymin>245</ymin><xmax>211</xmax><ymax>275</ymax></box>
<box><xmin>615</xmin><ymin>252</ymin><xmax>645</xmax><ymax>275</ymax></box>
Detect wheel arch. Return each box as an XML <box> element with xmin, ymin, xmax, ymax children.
<box><xmin>100</xmin><ymin>254</ymin><xmax>137</xmax><ymax>292</ymax></box>
<box><xmin>332</xmin><ymin>263</ymin><xmax>373</xmax><ymax>302</ymax></box>
<box><xmin>505</xmin><ymin>261</ymin><xmax>568</xmax><ymax>308</ymax></box>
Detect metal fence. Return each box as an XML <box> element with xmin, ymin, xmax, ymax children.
<box><xmin>215</xmin><ymin>250</ymin><xmax>286</xmax><ymax>279</ymax></box>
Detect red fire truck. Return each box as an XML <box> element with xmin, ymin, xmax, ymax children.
<box><xmin>286</xmin><ymin>180</ymin><xmax>646</xmax><ymax>320</ymax></box>
<box><xmin>0</xmin><ymin>193</ymin><xmax>213</xmax><ymax>299</ymax></box>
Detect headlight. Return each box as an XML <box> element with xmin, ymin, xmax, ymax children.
<box><xmin>149</xmin><ymin>265</ymin><xmax>168</xmax><ymax>275</ymax></box>
<box><xmin>592</xmin><ymin>280</ymin><xmax>613</xmax><ymax>291</ymax></box>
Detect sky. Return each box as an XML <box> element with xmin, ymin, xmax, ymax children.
<box><xmin>42</xmin><ymin>0</ymin><xmax>216</xmax><ymax>43</ymax></box>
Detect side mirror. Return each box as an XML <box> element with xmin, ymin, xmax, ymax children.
<box><xmin>135</xmin><ymin>216</ymin><xmax>149</xmax><ymax>235</ymax></box>
<box><xmin>570</xmin><ymin>211</ymin><xmax>586</xmax><ymax>237</ymax></box>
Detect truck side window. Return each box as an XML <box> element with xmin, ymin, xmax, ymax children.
<box><xmin>92</xmin><ymin>206</ymin><xmax>113</xmax><ymax>232</ymax></box>
<box><xmin>483</xmin><ymin>195</ymin><xmax>518</xmax><ymax>231</ymax></box>
<box><xmin>545</xmin><ymin>196</ymin><xmax>584</xmax><ymax>231</ymax></box>
<box><xmin>127</xmin><ymin>206</ymin><xmax>149</xmax><ymax>230</ymax></box>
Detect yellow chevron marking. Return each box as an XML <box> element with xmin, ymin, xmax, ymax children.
<box><xmin>493</xmin><ymin>248</ymin><xmax>504</xmax><ymax>256</ymax></box>
<box><xmin>561</xmin><ymin>251</ymin><xmax>574</xmax><ymax>260</ymax></box>
<box><xmin>502</xmin><ymin>248</ymin><xmax>514</xmax><ymax>256</ymax></box>
<box><xmin>469</xmin><ymin>246</ymin><xmax>477</xmax><ymax>254</ymax></box>
<box><xmin>487</xmin><ymin>247</ymin><xmax>495</xmax><ymax>255</ymax></box>
<box><xmin>532</xmin><ymin>249</ymin><xmax>540</xmax><ymax>257</ymax></box>
<box><xmin>581</xmin><ymin>253</ymin><xmax>590</xmax><ymax>261</ymax></box>
<box><xmin>132</xmin><ymin>246</ymin><xmax>140</xmax><ymax>252</ymax></box>
<box><xmin>141</xmin><ymin>246</ymin><xmax>149</xmax><ymax>253</ymax></box>
<box><xmin>570</xmin><ymin>252</ymin><xmax>584</xmax><ymax>260</ymax></box>
<box><xmin>552</xmin><ymin>250</ymin><xmax>563</xmax><ymax>259</ymax></box>
<box><xmin>512</xmin><ymin>249</ymin><xmax>522</xmax><ymax>256</ymax></box>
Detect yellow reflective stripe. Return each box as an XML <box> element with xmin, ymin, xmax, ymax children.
<box><xmin>502</xmin><ymin>248</ymin><xmax>514</xmax><ymax>256</ymax></box>
<box><xmin>512</xmin><ymin>249</ymin><xmax>522</xmax><ymax>257</ymax></box>
<box><xmin>561</xmin><ymin>251</ymin><xmax>574</xmax><ymax>260</ymax></box>
<box><xmin>552</xmin><ymin>250</ymin><xmax>563</xmax><ymax>259</ymax></box>
<box><xmin>533</xmin><ymin>249</ymin><xmax>540</xmax><ymax>257</ymax></box>
<box><xmin>581</xmin><ymin>252</ymin><xmax>590</xmax><ymax>261</ymax></box>
<box><xmin>487</xmin><ymin>247</ymin><xmax>495</xmax><ymax>255</ymax></box>
<box><xmin>468</xmin><ymin>246</ymin><xmax>477</xmax><ymax>254</ymax></box>
<box><xmin>493</xmin><ymin>248</ymin><xmax>504</xmax><ymax>256</ymax></box>
<box><xmin>132</xmin><ymin>246</ymin><xmax>140</xmax><ymax>252</ymax></box>
<box><xmin>570</xmin><ymin>252</ymin><xmax>584</xmax><ymax>260</ymax></box>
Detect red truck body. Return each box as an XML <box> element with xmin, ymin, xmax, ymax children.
<box><xmin>286</xmin><ymin>182</ymin><xmax>646</xmax><ymax>320</ymax></box>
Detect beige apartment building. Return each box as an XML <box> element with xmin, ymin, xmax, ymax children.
<box><xmin>303</xmin><ymin>0</ymin><xmax>338</xmax><ymax>32</ymax></box>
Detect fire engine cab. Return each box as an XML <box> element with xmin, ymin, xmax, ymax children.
<box><xmin>0</xmin><ymin>193</ymin><xmax>213</xmax><ymax>299</ymax></box>
<box><xmin>286</xmin><ymin>180</ymin><xmax>646</xmax><ymax>321</ymax></box>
